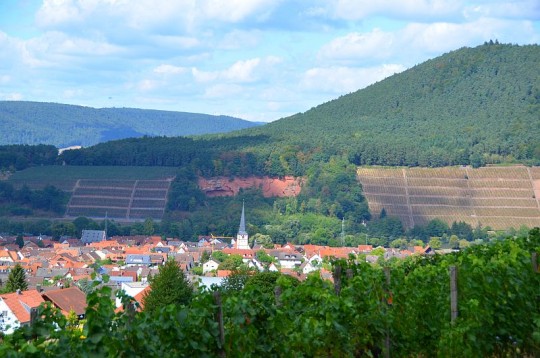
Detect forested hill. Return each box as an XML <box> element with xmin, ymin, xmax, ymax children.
<box><xmin>0</xmin><ymin>101</ymin><xmax>261</xmax><ymax>148</ymax></box>
<box><xmin>243</xmin><ymin>42</ymin><xmax>540</xmax><ymax>168</ymax></box>
<box><xmin>59</xmin><ymin>43</ymin><xmax>539</xmax><ymax>176</ymax></box>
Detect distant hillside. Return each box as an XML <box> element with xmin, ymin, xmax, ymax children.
<box><xmin>242</xmin><ymin>42</ymin><xmax>540</xmax><ymax>169</ymax></box>
<box><xmin>59</xmin><ymin>43</ymin><xmax>540</xmax><ymax>175</ymax></box>
<box><xmin>0</xmin><ymin>101</ymin><xmax>261</xmax><ymax>147</ymax></box>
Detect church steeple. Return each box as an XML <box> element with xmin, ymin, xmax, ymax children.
<box><xmin>238</xmin><ymin>201</ymin><xmax>247</xmax><ymax>235</ymax></box>
<box><xmin>236</xmin><ymin>200</ymin><xmax>250</xmax><ymax>250</ymax></box>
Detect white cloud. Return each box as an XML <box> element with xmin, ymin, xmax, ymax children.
<box><xmin>331</xmin><ymin>0</ymin><xmax>463</xmax><ymax>21</ymax></box>
<box><xmin>36</xmin><ymin>0</ymin><xmax>84</xmax><ymax>28</ymax></box>
<box><xmin>1</xmin><ymin>92</ymin><xmax>23</xmax><ymax>101</ymax></box>
<box><xmin>192</xmin><ymin>57</ymin><xmax>282</xmax><ymax>84</ymax></box>
<box><xmin>463</xmin><ymin>1</ymin><xmax>540</xmax><ymax>20</ymax></box>
<box><xmin>36</xmin><ymin>0</ymin><xmax>283</xmax><ymax>35</ymax></box>
<box><xmin>151</xmin><ymin>35</ymin><xmax>200</xmax><ymax>49</ymax></box>
<box><xmin>318</xmin><ymin>29</ymin><xmax>395</xmax><ymax>64</ymax></box>
<box><xmin>63</xmin><ymin>88</ymin><xmax>84</xmax><ymax>98</ymax></box>
<box><xmin>137</xmin><ymin>79</ymin><xmax>161</xmax><ymax>92</ymax></box>
<box><xmin>219</xmin><ymin>30</ymin><xmax>261</xmax><ymax>50</ymax></box>
<box><xmin>201</xmin><ymin>0</ymin><xmax>281</xmax><ymax>23</ymax></box>
<box><xmin>301</xmin><ymin>64</ymin><xmax>406</xmax><ymax>93</ymax></box>
<box><xmin>153</xmin><ymin>64</ymin><xmax>188</xmax><ymax>75</ymax></box>
<box><xmin>204</xmin><ymin>84</ymin><xmax>245</xmax><ymax>98</ymax></box>
<box><xmin>317</xmin><ymin>17</ymin><xmax>538</xmax><ymax>67</ymax></box>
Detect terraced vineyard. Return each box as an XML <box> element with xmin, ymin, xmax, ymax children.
<box><xmin>66</xmin><ymin>179</ymin><xmax>172</xmax><ymax>220</ymax></box>
<box><xmin>5</xmin><ymin>166</ymin><xmax>177</xmax><ymax>221</ymax></box>
<box><xmin>357</xmin><ymin>166</ymin><xmax>540</xmax><ymax>230</ymax></box>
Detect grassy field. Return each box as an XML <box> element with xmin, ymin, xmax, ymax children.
<box><xmin>6</xmin><ymin>166</ymin><xmax>178</xmax><ymax>191</ymax></box>
<box><xmin>8</xmin><ymin>166</ymin><xmax>178</xmax><ymax>181</ymax></box>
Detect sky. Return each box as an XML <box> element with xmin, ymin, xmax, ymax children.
<box><xmin>0</xmin><ymin>1</ymin><xmax>538</xmax><ymax>122</ymax></box>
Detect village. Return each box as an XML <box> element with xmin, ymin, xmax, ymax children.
<box><xmin>0</xmin><ymin>205</ymin><xmax>433</xmax><ymax>335</ymax></box>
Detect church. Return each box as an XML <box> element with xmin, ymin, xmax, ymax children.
<box><xmin>235</xmin><ymin>202</ymin><xmax>250</xmax><ymax>250</ymax></box>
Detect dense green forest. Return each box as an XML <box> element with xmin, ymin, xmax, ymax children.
<box><xmin>0</xmin><ymin>145</ymin><xmax>58</xmax><ymax>171</ymax></box>
<box><xmin>58</xmin><ymin>43</ymin><xmax>540</xmax><ymax>173</ymax></box>
<box><xmin>2</xmin><ymin>229</ymin><xmax>539</xmax><ymax>356</ymax></box>
<box><xmin>0</xmin><ymin>101</ymin><xmax>260</xmax><ymax>147</ymax></box>
<box><xmin>0</xmin><ymin>182</ymin><xmax>67</xmax><ymax>216</ymax></box>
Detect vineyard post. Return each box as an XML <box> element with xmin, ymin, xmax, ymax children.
<box><xmin>274</xmin><ymin>286</ymin><xmax>282</xmax><ymax>307</ymax></box>
<box><xmin>333</xmin><ymin>265</ymin><xmax>342</xmax><ymax>295</ymax></box>
<box><xmin>532</xmin><ymin>252</ymin><xmax>538</xmax><ymax>273</ymax></box>
<box><xmin>450</xmin><ymin>266</ymin><xmax>458</xmax><ymax>323</ymax></box>
<box><xmin>30</xmin><ymin>307</ymin><xmax>38</xmax><ymax>325</ymax></box>
<box><xmin>213</xmin><ymin>291</ymin><xmax>226</xmax><ymax>357</ymax></box>
<box><xmin>384</xmin><ymin>267</ymin><xmax>391</xmax><ymax>358</ymax></box>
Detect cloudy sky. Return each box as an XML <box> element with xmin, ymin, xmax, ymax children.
<box><xmin>0</xmin><ymin>1</ymin><xmax>538</xmax><ymax>122</ymax></box>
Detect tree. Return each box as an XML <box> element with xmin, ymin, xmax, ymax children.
<box><xmin>428</xmin><ymin>237</ymin><xmax>442</xmax><ymax>250</ymax></box>
<box><xmin>218</xmin><ymin>254</ymin><xmax>244</xmax><ymax>270</ymax></box>
<box><xmin>220</xmin><ymin>267</ymin><xmax>253</xmax><ymax>292</ymax></box>
<box><xmin>142</xmin><ymin>259</ymin><xmax>193</xmax><ymax>314</ymax></box>
<box><xmin>15</xmin><ymin>234</ymin><xmax>24</xmax><ymax>248</ymax></box>
<box><xmin>200</xmin><ymin>250</ymin><xmax>211</xmax><ymax>263</ymax></box>
<box><xmin>448</xmin><ymin>235</ymin><xmax>460</xmax><ymax>249</ymax></box>
<box><xmin>143</xmin><ymin>218</ymin><xmax>156</xmax><ymax>236</ymax></box>
<box><xmin>5</xmin><ymin>263</ymin><xmax>28</xmax><ymax>292</ymax></box>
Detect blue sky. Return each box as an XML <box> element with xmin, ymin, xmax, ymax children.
<box><xmin>0</xmin><ymin>0</ymin><xmax>538</xmax><ymax>122</ymax></box>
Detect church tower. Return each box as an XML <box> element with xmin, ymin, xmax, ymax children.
<box><xmin>236</xmin><ymin>201</ymin><xmax>250</xmax><ymax>250</ymax></box>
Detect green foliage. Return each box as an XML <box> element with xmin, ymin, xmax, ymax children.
<box><xmin>1</xmin><ymin>231</ymin><xmax>540</xmax><ymax>356</ymax></box>
<box><xmin>217</xmin><ymin>254</ymin><xmax>244</xmax><ymax>270</ymax></box>
<box><xmin>220</xmin><ymin>267</ymin><xmax>254</xmax><ymax>293</ymax></box>
<box><xmin>142</xmin><ymin>259</ymin><xmax>193</xmax><ymax>314</ymax></box>
<box><xmin>0</xmin><ymin>182</ymin><xmax>68</xmax><ymax>215</ymax></box>
<box><xmin>0</xmin><ymin>144</ymin><xmax>57</xmax><ymax>171</ymax></box>
<box><xmin>5</xmin><ymin>263</ymin><xmax>28</xmax><ymax>293</ymax></box>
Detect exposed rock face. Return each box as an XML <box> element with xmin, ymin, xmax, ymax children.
<box><xmin>198</xmin><ymin>176</ymin><xmax>303</xmax><ymax>197</ymax></box>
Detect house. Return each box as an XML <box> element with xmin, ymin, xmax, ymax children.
<box><xmin>126</xmin><ymin>254</ymin><xmax>152</xmax><ymax>266</ymax></box>
<box><xmin>271</xmin><ymin>251</ymin><xmax>303</xmax><ymax>269</ymax></box>
<box><xmin>36</xmin><ymin>267</ymin><xmax>69</xmax><ymax>283</ymax></box>
<box><xmin>116</xmin><ymin>285</ymin><xmax>151</xmax><ymax>313</ymax></box>
<box><xmin>268</xmin><ymin>263</ymin><xmax>279</xmax><ymax>272</ymax></box>
<box><xmin>0</xmin><ymin>289</ymin><xmax>45</xmax><ymax>334</ymax></box>
<box><xmin>81</xmin><ymin>230</ymin><xmax>106</xmax><ymax>245</ymax></box>
<box><xmin>300</xmin><ymin>260</ymin><xmax>319</xmax><ymax>275</ymax></box>
<box><xmin>0</xmin><ymin>249</ymin><xmax>18</xmax><ymax>263</ymax></box>
<box><xmin>42</xmin><ymin>286</ymin><xmax>87</xmax><ymax>319</ymax></box>
<box><xmin>203</xmin><ymin>259</ymin><xmax>220</xmax><ymax>274</ymax></box>
<box><xmin>115</xmin><ymin>282</ymin><xmax>149</xmax><ymax>308</ymax></box>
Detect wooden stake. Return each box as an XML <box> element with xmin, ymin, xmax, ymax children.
<box><xmin>450</xmin><ymin>266</ymin><xmax>458</xmax><ymax>323</ymax></box>
<box><xmin>383</xmin><ymin>267</ymin><xmax>391</xmax><ymax>358</ymax></box>
<box><xmin>213</xmin><ymin>291</ymin><xmax>226</xmax><ymax>357</ymax></box>
<box><xmin>333</xmin><ymin>265</ymin><xmax>342</xmax><ymax>295</ymax></box>
<box><xmin>30</xmin><ymin>307</ymin><xmax>38</xmax><ymax>325</ymax></box>
<box><xmin>274</xmin><ymin>286</ymin><xmax>282</xmax><ymax>307</ymax></box>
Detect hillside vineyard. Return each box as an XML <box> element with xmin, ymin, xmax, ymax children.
<box><xmin>358</xmin><ymin>166</ymin><xmax>540</xmax><ymax>229</ymax></box>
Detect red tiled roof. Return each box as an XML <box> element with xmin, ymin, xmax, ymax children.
<box><xmin>42</xmin><ymin>286</ymin><xmax>87</xmax><ymax>316</ymax></box>
<box><xmin>0</xmin><ymin>289</ymin><xmax>45</xmax><ymax>324</ymax></box>
<box><xmin>217</xmin><ymin>270</ymin><xmax>232</xmax><ymax>277</ymax></box>
<box><xmin>116</xmin><ymin>286</ymin><xmax>151</xmax><ymax>313</ymax></box>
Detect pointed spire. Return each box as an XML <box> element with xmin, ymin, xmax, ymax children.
<box><xmin>238</xmin><ymin>200</ymin><xmax>247</xmax><ymax>235</ymax></box>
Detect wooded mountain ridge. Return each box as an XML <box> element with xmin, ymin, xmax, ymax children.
<box><xmin>0</xmin><ymin>101</ymin><xmax>261</xmax><ymax>148</ymax></box>
<box><xmin>58</xmin><ymin>43</ymin><xmax>540</xmax><ymax>175</ymax></box>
